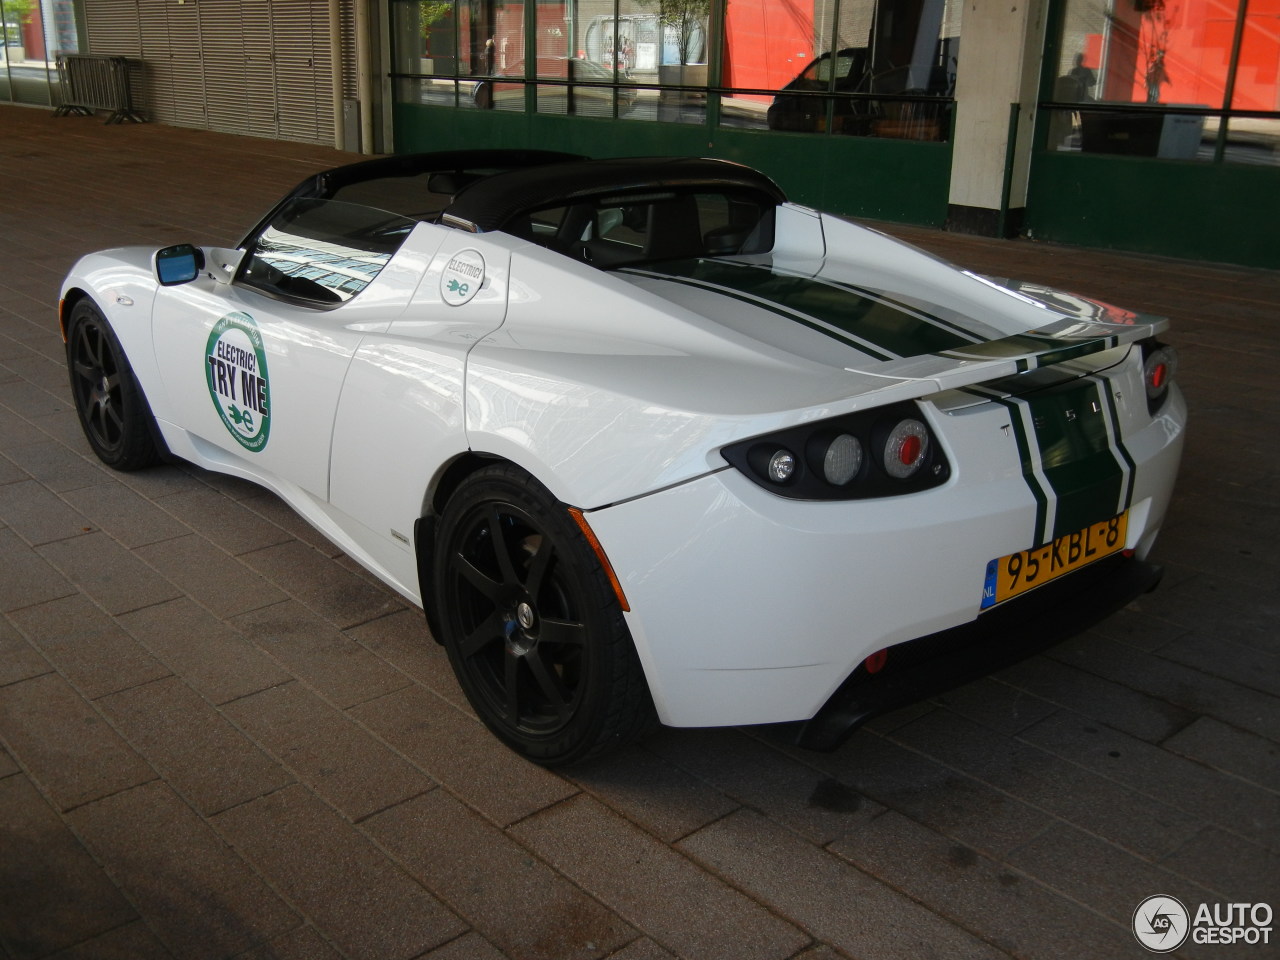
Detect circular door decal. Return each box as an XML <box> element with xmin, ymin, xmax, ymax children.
<box><xmin>205</xmin><ymin>312</ymin><xmax>271</xmax><ymax>452</ymax></box>
<box><xmin>441</xmin><ymin>249</ymin><xmax>485</xmax><ymax>306</ymax></box>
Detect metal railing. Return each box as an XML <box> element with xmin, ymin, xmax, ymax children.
<box><xmin>54</xmin><ymin>54</ymin><xmax>145</xmax><ymax>124</ymax></box>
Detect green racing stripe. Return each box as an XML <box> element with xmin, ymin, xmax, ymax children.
<box><xmin>629</xmin><ymin>259</ymin><xmax>979</xmax><ymax>359</ymax></box>
<box><xmin>971</xmin><ymin>373</ymin><xmax>1134</xmax><ymax>546</ymax></box>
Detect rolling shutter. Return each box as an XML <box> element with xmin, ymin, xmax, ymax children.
<box><xmin>83</xmin><ymin>0</ymin><xmax>347</xmax><ymax>145</ymax></box>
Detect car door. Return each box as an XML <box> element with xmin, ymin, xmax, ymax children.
<box><xmin>151</xmin><ymin>198</ymin><xmax>429</xmax><ymax>500</ymax></box>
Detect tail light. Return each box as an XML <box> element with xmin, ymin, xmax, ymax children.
<box><xmin>722</xmin><ymin>402</ymin><xmax>949</xmax><ymax>501</ymax></box>
<box><xmin>1141</xmin><ymin>341</ymin><xmax>1178</xmax><ymax>414</ymax></box>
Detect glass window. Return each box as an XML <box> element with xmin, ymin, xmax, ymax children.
<box><xmin>1049</xmin><ymin>0</ymin><xmax>1279</xmax><ymax>165</ymax></box>
<box><xmin>2</xmin><ymin>0</ymin><xmax>80</xmax><ymax>107</ymax></box>
<box><xmin>721</xmin><ymin>0</ymin><xmax>959</xmax><ymax>140</ymax></box>
<box><xmin>239</xmin><ymin>200</ymin><xmax>415</xmax><ymax>307</ymax></box>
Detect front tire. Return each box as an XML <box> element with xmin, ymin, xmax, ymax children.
<box><xmin>66</xmin><ymin>299</ymin><xmax>162</xmax><ymax>470</ymax></box>
<box><xmin>433</xmin><ymin>464</ymin><xmax>654</xmax><ymax>765</ymax></box>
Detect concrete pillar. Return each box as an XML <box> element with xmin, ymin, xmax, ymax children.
<box><xmin>946</xmin><ymin>0</ymin><xmax>1050</xmax><ymax>237</ymax></box>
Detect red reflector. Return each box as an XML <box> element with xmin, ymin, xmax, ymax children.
<box><xmin>864</xmin><ymin>649</ymin><xmax>888</xmax><ymax>674</ymax></box>
<box><xmin>1149</xmin><ymin>363</ymin><xmax>1167</xmax><ymax>389</ymax></box>
<box><xmin>898</xmin><ymin>435</ymin><xmax>922</xmax><ymax>466</ymax></box>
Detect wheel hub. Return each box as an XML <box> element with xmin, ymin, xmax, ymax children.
<box><xmin>504</xmin><ymin>600</ymin><xmax>538</xmax><ymax>657</ymax></box>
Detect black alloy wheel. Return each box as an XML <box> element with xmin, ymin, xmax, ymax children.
<box><xmin>434</xmin><ymin>464</ymin><xmax>654</xmax><ymax>765</ymax></box>
<box><xmin>66</xmin><ymin>299</ymin><xmax>162</xmax><ymax>470</ymax></box>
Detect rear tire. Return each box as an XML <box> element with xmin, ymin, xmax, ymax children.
<box><xmin>433</xmin><ymin>464</ymin><xmax>655</xmax><ymax>765</ymax></box>
<box><xmin>66</xmin><ymin>299</ymin><xmax>162</xmax><ymax>470</ymax></box>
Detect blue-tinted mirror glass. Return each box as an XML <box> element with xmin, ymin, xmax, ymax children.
<box><xmin>155</xmin><ymin>245</ymin><xmax>201</xmax><ymax>285</ymax></box>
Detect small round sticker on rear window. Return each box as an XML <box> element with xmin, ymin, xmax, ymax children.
<box><xmin>205</xmin><ymin>312</ymin><xmax>271</xmax><ymax>452</ymax></box>
<box><xmin>441</xmin><ymin>249</ymin><xmax>484</xmax><ymax>306</ymax></box>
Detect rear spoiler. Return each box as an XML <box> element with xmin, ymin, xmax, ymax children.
<box><xmin>848</xmin><ymin>314</ymin><xmax>1168</xmax><ymax>404</ymax></box>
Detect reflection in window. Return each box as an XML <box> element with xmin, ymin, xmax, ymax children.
<box><xmin>2</xmin><ymin>0</ymin><xmax>80</xmax><ymax>107</ymax></box>
<box><xmin>240</xmin><ymin>200</ymin><xmax>415</xmax><ymax>306</ymax></box>
<box><xmin>721</xmin><ymin>0</ymin><xmax>960</xmax><ymax>140</ymax></box>
<box><xmin>1048</xmin><ymin>0</ymin><xmax>1279</xmax><ymax>165</ymax></box>
<box><xmin>389</xmin><ymin>0</ymin><xmax>962</xmax><ymax>136</ymax></box>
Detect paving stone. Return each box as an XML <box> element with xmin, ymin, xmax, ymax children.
<box><xmin>1161</xmin><ymin>828</ymin><xmax>1280</xmax><ymax>905</ymax></box>
<box><xmin>134</xmin><ymin>532</ymin><xmax>287</xmax><ymax>619</ymax></box>
<box><xmin>0</xmin><ymin>451</ymin><xmax>24</xmax><ymax>485</ymax></box>
<box><xmin>0</xmin><ymin>526</ymin><xmax>76</xmax><ymax>613</ymax></box>
<box><xmin>1020</xmin><ymin>713</ymin><xmax>1280</xmax><ymax>850</ymax></box>
<box><xmin>68</xmin><ymin>780</ymin><xmax>299</xmax><ymax>960</ymax></box>
<box><xmin>1006</xmin><ymin>822</ymin><xmax>1219</xmax><ymax>923</ymax></box>
<box><xmin>154</xmin><ymin>484</ymin><xmax>295</xmax><ymax>555</ymax></box>
<box><xmin>829</xmin><ymin>810</ymin><xmax>1136</xmax><ymax>960</ymax></box>
<box><xmin>37</xmin><ymin>531</ymin><xmax>182</xmax><ymax>616</ymax></box>
<box><xmin>349</xmin><ymin>684</ymin><xmax>577</xmax><ymax>827</ymax></box>
<box><xmin>0</xmin><ymin>393</ymin><xmax>74</xmax><ymax>438</ymax></box>
<box><xmin>223</xmin><ymin>680</ymin><xmax>432</xmax><ymax>821</ymax></box>
<box><xmin>420</xmin><ymin>933</ymin><xmax>509</xmax><ymax>960</ymax></box>
<box><xmin>932</xmin><ymin>676</ymin><xmax>1059</xmax><ymax>736</ymax></box>
<box><xmin>645</xmin><ymin>727</ymin><xmax>884</xmax><ymax>847</ymax></box>
<box><xmin>0</xmin><ymin>613</ymin><xmax>51</xmax><ymax>687</ymax></box>
<box><xmin>234</xmin><ymin>600</ymin><xmax>411</xmax><ymax>709</ymax></box>
<box><xmin>240</xmin><ymin>539</ymin><xmax>404</xmax><ymax>628</ymax></box>
<box><xmin>8</xmin><ymin>594</ymin><xmax>172</xmax><ymax>700</ymax></box>
<box><xmin>345</xmin><ymin>607</ymin><xmax>466</xmax><ymax>708</ymax></box>
<box><xmin>0</xmin><ymin>478</ymin><xmax>92</xmax><ymax>546</ymax></box>
<box><xmin>1162</xmin><ymin>716</ymin><xmax>1280</xmax><ymax>795</ymax></box>
<box><xmin>890</xmin><ymin>708</ymin><xmax>1200</xmax><ymax>859</ymax></box>
<box><xmin>365</xmin><ymin>790</ymin><xmax>634</xmax><ymax>960</ymax></box>
<box><xmin>1156</xmin><ymin>631</ymin><xmax>1280</xmax><ymax>699</ymax></box>
<box><xmin>512</xmin><ymin>795</ymin><xmax>810</xmax><ymax>960</ymax></box>
<box><xmin>791</xmin><ymin>730</ymin><xmax>1051</xmax><ymax>856</ymax></box>
<box><xmin>59</xmin><ymin>480</ymin><xmax>192</xmax><ymax>549</ymax></box>
<box><xmin>995</xmin><ymin>654</ymin><xmax>1198</xmax><ymax>743</ymax></box>
<box><xmin>569</xmin><ymin>743</ymin><xmax>741</xmax><ymax>843</ymax></box>
<box><xmin>117</xmin><ymin>597</ymin><xmax>290</xmax><ymax>705</ymax></box>
<box><xmin>1049</xmin><ymin>632</ymin><xmax>1280</xmax><ymax>743</ymax></box>
<box><xmin>0</xmin><ymin>405</ymin><xmax>46</xmax><ymax>448</ymax></box>
<box><xmin>230</xmin><ymin>924</ymin><xmax>344</xmax><ymax>960</ymax></box>
<box><xmin>213</xmin><ymin>783</ymin><xmax>466</xmax><ymax>960</ymax></box>
<box><xmin>1139</xmin><ymin>572</ymin><xmax>1280</xmax><ymax>649</ymax></box>
<box><xmin>41</xmin><ymin>921</ymin><xmax>176</xmax><ymax>960</ymax></box>
<box><xmin>98</xmin><ymin>676</ymin><xmax>294</xmax><ymax>816</ymax></box>
<box><xmin>678</xmin><ymin>808</ymin><xmax>1005</xmax><ymax>960</ymax></box>
<box><xmin>0</xmin><ymin>672</ymin><xmax>155</xmax><ymax>811</ymax></box>
<box><xmin>0</xmin><ymin>774</ymin><xmax>138</xmax><ymax>959</ymax></box>
<box><xmin>1</xmin><ymin>437</ymin><xmax>102</xmax><ymax>491</ymax></box>
<box><xmin>588</xmin><ymin>939</ymin><xmax>675</xmax><ymax>960</ymax></box>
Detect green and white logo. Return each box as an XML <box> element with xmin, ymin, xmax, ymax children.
<box><xmin>205</xmin><ymin>311</ymin><xmax>271</xmax><ymax>452</ymax></box>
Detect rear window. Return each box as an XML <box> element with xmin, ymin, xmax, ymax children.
<box><xmin>238</xmin><ymin>198</ymin><xmax>415</xmax><ymax>306</ymax></box>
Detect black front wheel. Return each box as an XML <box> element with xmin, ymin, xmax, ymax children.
<box><xmin>433</xmin><ymin>464</ymin><xmax>654</xmax><ymax>765</ymax></box>
<box><xmin>66</xmin><ymin>299</ymin><xmax>162</xmax><ymax>470</ymax></box>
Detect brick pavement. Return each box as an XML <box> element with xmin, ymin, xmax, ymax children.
<box><xmin>1</xmin><ymin>103</ymin><xmax>1277</xmax><ymax>960</ymax></box>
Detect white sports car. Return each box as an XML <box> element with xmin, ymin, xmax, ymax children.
<box><xmin>60</xmin><ymin>152</ymin><xmax>1185</xmax><ymax>765</ymax></box>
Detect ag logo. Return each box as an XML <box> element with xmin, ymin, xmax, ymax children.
<box><xmin>205</xmin><ymin>312</ymin><xmax>271</xmax><ymax>452</ymax></box>
<box><xmin>1133</xmin><ymin>895</ymin><xmax>1190</xmax><ymax>953</ymax></box>
<box><xmin>441</xmin><ymin>248</ymin><xmax>484</xmax><ymax>306</ymax></box>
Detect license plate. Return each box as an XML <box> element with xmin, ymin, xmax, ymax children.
<box><xmin>981</xmin><ymin>511</ymin><xmax>1129</xmax><ymax>609</ymax></box>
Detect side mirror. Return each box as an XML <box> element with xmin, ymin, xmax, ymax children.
<box><xmin>154</xmin><ymin>244</ymin><xmax>205</xmax><ymax>286</ymax></box>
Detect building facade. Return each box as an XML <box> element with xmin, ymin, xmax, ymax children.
<box><xmin>4</xmin><ymin>0</ymin><xmax>1276</xmax><ymax>268</ymax></box>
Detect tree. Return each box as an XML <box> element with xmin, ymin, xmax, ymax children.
<box><xmin>639</xmin><ymin>0</ymin><xmax>710</xmax><ymax>65</ymax></box>
<box><xmin>2</xmin><ymin>0</ymin><xmax>35</xmax><ymax>48</ymax></box>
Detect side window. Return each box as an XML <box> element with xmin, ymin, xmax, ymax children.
<box><xmin>238</xmin><ymin>199</ymin><xmax>415</xmax><ymax>307</ymax></box>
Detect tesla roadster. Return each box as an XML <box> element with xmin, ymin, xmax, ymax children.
<box><xmin>60</xmin><ymin>151</ymin><xmax>1185</xmax><ymax>764</ymax></box>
